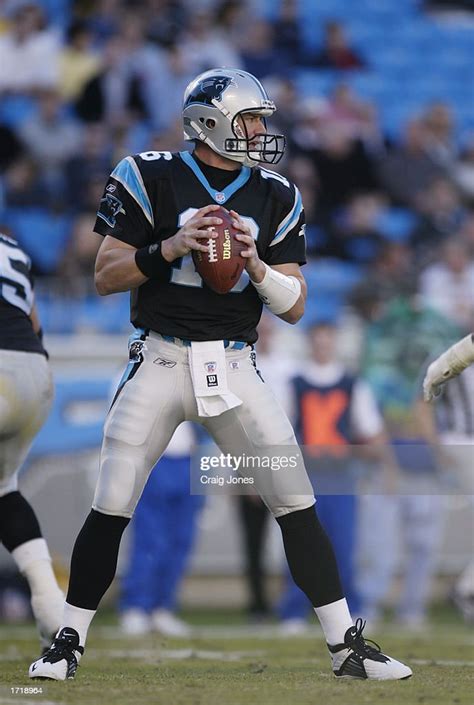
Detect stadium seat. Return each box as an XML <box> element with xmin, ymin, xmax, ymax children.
<box><xmin>4</xmin><ymin>208</ymin><xmax>73</xmax><ymax>275</ymax></box>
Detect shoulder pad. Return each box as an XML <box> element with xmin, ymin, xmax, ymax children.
<box><xmin>132</xmin><ymin>150</ymin><xmax>179</xmax><ymax>180</ymax></box>
<box><xmin>258</xmin><ymin>167</ymin><xmax>296</xmax><ymax>204</ymax></box>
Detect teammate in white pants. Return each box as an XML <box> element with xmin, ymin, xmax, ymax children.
<box><xmin>0</xmin><ymin>232</ymin><xmax>64</xmax><ymax>652</ymax></box>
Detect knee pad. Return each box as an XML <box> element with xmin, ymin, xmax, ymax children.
<box><xmin>93</xmin><ymin>440</ymin><xmax>150</xmax><ymax>518</ymax></box>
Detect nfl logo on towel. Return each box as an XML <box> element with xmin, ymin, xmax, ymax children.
<box><xmin>205</xmin><ymin>361</ymin><xmax>217</xmax><ymax>373</ymax></box>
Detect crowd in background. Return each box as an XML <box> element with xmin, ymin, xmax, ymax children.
<box><xmin>0</xmin><ymin>0</ymin><xmax>473</xmax><ymax>321</ymax></box>
<box><xmin>0</xmin><ymin>0</ymin><xmax>473</xmax><ymax>628</ymax></box>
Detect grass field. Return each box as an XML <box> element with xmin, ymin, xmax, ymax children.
<box><xmin>1</xmin><ymin>608</ymin><xmax>473</xmax><ymax>705</ymax></box>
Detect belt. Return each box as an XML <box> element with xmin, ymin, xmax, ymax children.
<box><xmin>159</xmin><ymin>334</ymin><xmax>247</xmax><ymax>350</ymax></box>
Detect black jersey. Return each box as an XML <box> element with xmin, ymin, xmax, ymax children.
<box><xmin>0</xmin><ymin>234</ymin><xmax>46</xmax><ymax>355</ymax></box>
<box><xmin>94</xmin><ymin>150</ymin><xmax>306</xmax><ymax>344</ymax></box>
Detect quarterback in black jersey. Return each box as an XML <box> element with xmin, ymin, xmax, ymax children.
<box><xmin>31</xmin><ymin>69</ymin><xmax>411</xmax><ymax>682</ymax></box>
<box><xmin>0</xmin><ymin>233</ymin><xmax>64</xmax><ymax>653</ymax></box>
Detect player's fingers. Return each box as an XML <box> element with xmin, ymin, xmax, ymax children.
<box><xmin>192</xmin><ymin>216</ymin><xmax>223</xmax><ymax>230</ymax></box>
<box><xmin>186</xmin><ymin>238</ymin><xmax>212</xmax><ymax>253</ymax></box>
<box><xmin>197</xmin><ymin>204</ymin><xmax>222</xmax><ymax>216</ymax></box>
<box><xmin>231</xmin><ymin>217</ymin><xmax>251</xmax><ymax>235</ymax></box>
<box><xmin>235</xmin><ymin>232</ymin><xmax>254</xmax><ymax>245</ymax></box>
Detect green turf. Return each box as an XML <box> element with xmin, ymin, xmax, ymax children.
<box><xmin>1</xmin><ymin>609</ymin><xmax>473</xmax><ymax>705</ymax></box>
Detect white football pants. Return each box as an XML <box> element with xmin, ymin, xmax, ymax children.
<box><xmin>93</xmin><ymin>333</ymin><xmax>315</xmax><ymax>518</ymax></box>
<box><xmin>0</xmin><ymin>350</ymin><xmax>53</xmax><ymax>496</ymax></box>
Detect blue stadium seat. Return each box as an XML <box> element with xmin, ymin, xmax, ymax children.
<box><xmin>304</xmin><ymin>259</ymin><xmax>363</xmax><ymax>301</ymax></box>
<box><xmin>376</xmin><ymin>209</ymin><xmax>418</xmax><ymax>243</ymax></box>
<box><xmin>4</xmin><ymin>208</ymin><xmax>73</xmax><ymax>274</ymax></box>
<box><xmin>0</xmin><ymin>95</ymin><xmax>39</xmax><ymax>128</ymax></box>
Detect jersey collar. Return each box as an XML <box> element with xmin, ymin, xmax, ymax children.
<box><xmin>179</xmin><ymin>151</ymin><xmax>251</xmax><ymax>204</ymax></box>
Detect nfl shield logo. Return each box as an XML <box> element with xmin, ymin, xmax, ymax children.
<box><xmin>215</xmin><ymin>192</ymin><xmax>226</xmax><ymax>203</ymax></box>
<box><xmin>205</xmin><ymin>361</ymin><xmax>217</xmax><ymax>373</ymax></box>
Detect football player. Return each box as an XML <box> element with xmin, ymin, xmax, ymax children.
<box><xmin>0</xmin><ymin>232</ymin><xmax>64</xmax><ymax>652</ymax></box>
<box><xmin>30</xmin><ymin>68</ymin><xmax>411</xmax><ymax>681</ymax></box>
<box><xmin>423</xmin><ymin>333</ymin><xmax>474</xmax><ymax>623</ymax></box>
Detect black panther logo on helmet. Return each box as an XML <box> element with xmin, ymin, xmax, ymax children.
<box><xmin>185</xmin><ymin>76</ymin><xmax>235</xmax><ymax>107</ymax></box>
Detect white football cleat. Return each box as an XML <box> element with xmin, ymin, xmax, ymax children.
<box><xmin>328</xmin><ymin>619</ymin><xmax>413</xmax><ymax>680</ymax></box>
<box><xmin>152</xmin><ymin>609</ymin><xmax>191</xmax><ymax>637</ymax></box>
<box><xmin>29</xmin><ymin>627</ymin><xmax>84</xmax><ymax>680</ymax></box>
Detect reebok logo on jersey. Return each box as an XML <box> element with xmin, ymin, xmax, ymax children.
<box><xmin>154</xmin><ymin>358</ymin><xmax>177</xmax><ymax>368</ymax></box>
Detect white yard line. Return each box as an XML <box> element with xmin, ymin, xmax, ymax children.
<box><xmin>87</xmin><ymin>647</ymin><xmax>266</xmax><ymax>662</ymax></box>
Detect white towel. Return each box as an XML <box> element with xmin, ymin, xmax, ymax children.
<box><xmin>188</xmin><ymin>341</ymin><xmax>242</xmax><ymax>417</ymax></box>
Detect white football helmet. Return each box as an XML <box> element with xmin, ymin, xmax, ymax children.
<box><xmin>183</xmin><ymin>68</ymin><xmax>286</xmax><ymax>167</ymax></box>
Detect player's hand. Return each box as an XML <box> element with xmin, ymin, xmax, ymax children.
<box><xmin>230</xmin><ymin>210</ymin><xmax>266</xmax><ymax>282</ymax></box>
<box><xmin>423</xmin><ymin>359</ymin><xmax>447</xmax><ymax>402</ymax></box>
<box><xmin>162</xmin><ymin>205</ymin><xmax>222</xmax><ymax>261</ymax></box>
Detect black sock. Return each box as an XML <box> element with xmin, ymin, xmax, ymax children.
<box><xmin>276</xmin><ymin>505</ymin><xmax>344</xmax><ymax>608</ymax></box>
<box><xmin>66</xmin><ymin>509</ymin><xmax>130</xmax><ymax>610</ymax></box>
<box><xmin>0</xmin><ymin>491</ymin><xmax>42</xmax><ymax>552</ymax></box>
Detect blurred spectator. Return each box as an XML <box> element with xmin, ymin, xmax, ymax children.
<box><xmin>290</xmin><ymin>96</ymin><xmax>330</xmax><ymax>151</ymax></box>
<box><xmin>148</xmin><ymin>117</ymin><xmax>186</xmax><ymax>154</ymax></box>
<box><xmin>424</xmin><ymin>0</ymin><xmax>474</xmax><ymax>12</ymax></box>
<box><xmin>65</xmin><ymin>123</ymin><xmax>113</xmax><ymax>209</ymax></box>
<box><xmin>303</xmin><ymin>20</ymin><xmax>366</xmax><ymax>70</ymax></box>
<box><xmin>376</xmin><ymin>119</ymin><xmax>448</xmax><ymax>208</ymax></box>
<box><xmin>285</xmin><ymin>155</ymin><xmax>321</xmax><ymax>254</ymax></box>
<box><xmin>358</xmin><ymin>297</ymin><xmax>461</xmax><ymax>628</ymax></box>
<box><xmin>58</xmin><ymin>212</ymin><xmax>102</xmax><ymax>295</ymax></box>
<box><xmin>320</xmin><ymin>192</ymin><xmax>386</xmax><ymax>265</ymax></box>
<box><xmin>278</xmin><ymin>320</ymin><xmax>387</xmax><ymax>631</ymax></box>
<box><xmin>145</xmin><ymin>0</ymin><xmax>188</xmax><ymax>49</ymax></box>
<box><xmin>3</xmin><ymin>157</ymin><xmax>48</xmax><ymax>208</ymax></box>
<box><xmin>136</xmin><ymin>38</ymin><xmax>195</xmax><ymax>134</ymax></box>
<box><xmin>84</xmin><ymin>0</ymin><xmax>122</xmax><ymax>43</ymax></box>
<box><xmin>0</xmin><ymin>123</ymin><xmax>23</xmax><ymax>171</ymax></box>
<box><xmin>265</xmin><ymin>78</ymin><xmax>301</xmax><ymax>140</ymax></box>
<box><xmin>240</xmin><ymin>19</ymin><xmax>285</xmax><ymax>80</ymax></box>
<box><xmin>75</xmin><ymin>35</ymin><xmax>145</xmax><ymax>126</ymax></box>
<box><xmin>180</xmin><ymin>8</ymin><xmax>243</xmax><ymax>74</ymax></box>
<box><xmin>350</xmin><ymin>243</ymin><xmax>417</xmax><ymax>315</ymax></box>
<box><xmin>422</xmin><ymin>102</ymin><xmax>457</xmax><ymax>169</ymax></box>
<box><xmin>453</xmin><ymin>134</ymin><xmax>474</xmax><ymax>201</ymax></box>
<box><xmin>419</xmin><ymin>237</ymin><xmax>474</xmax><ymax>330</ymax></box>
<box><xmin>458</xmin><ymin>208</ymin><xmax>474</xmax><ymax>256</ymax></box>
<box><xmin>410</xmin><ymin>177</ymin><xmax>465</xmax><ymax>266</ymax></box>
<box><xmin>59</xmin><ymin>19</ymin><xmax>100</xmax><ymax>102</ymax></box>
<box><xmin>271</xmin><ymin>0</ymin><xmax>303</xmax><ymax>66</ymax></box>
<box><xmin>302</xmin><ymin>122</ymin><xmax>379</xmax><ymax>213</ymax></box>
<box><xmin>19</xmin><ymin>89</ymin><xmax>83</xmax><ymax>203</ymax></box>
<box><xmin>326</xmin><ymin>84</ymin><xmax>383</xmax><ymax>146</ymax></box>
<box><xmin>0</xmin><ymin>2</ymin><xmax>60</xmax><ymax>94</ymax></box>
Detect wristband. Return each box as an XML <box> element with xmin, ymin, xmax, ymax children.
<box><xmin>135</xmin><ymin>242</ymin><xmax>172</xmax><ymax>279</ymax></box>
<box><xmin>251</xmin><ymin>263</ymin><xmax>301</xmax><ymax>315</ymax></box>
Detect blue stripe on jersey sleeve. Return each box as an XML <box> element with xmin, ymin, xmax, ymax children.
<box><xmin>111</xmin><ymin>157</ymin><xmax>154</xmax><ymax>227</ymax></box>
<box><xmin>270</xmin><ymin>188</ymin><xmax>303</xmax><ymax>246</ymax></box>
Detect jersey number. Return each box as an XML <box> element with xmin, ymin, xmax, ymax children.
<box><xmin>0</xmin><ymin>246</ymin><xmax>33</xmax><ymax>314</ymax></box>
<box><xmin>170</xmin><ymin>208</ymin><xmax>259</xmax><ymax>293</ymax></box>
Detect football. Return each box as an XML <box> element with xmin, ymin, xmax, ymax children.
<box><xmin>192</xmin><ymin>206</ymin><xmax>247</xmax><ymax>294</ymax></box>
